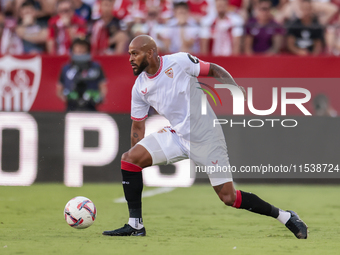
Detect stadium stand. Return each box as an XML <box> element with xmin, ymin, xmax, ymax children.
<box><xmin>0</xmin><ymin>0</ymin><xmax>338</xmax><ymax>55</ymax></box>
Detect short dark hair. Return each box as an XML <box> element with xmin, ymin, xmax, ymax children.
<box><xmin>174</xmin><ymin>1</ymin><xmax>189</xmax><ymax>10</ymax></box>
<box><xmin>21</xmin><ymin>0</ymin><xmax>36</xmax><ymax>9</ymax></box>
<box><xmin>71</xmin><ymin>37</ymin><xmax>91</xmax><ymax>53</ymax></box>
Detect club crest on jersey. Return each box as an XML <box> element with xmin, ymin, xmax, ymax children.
<box><xmin>165</xmin><ymin>68</ymin><xmax>173</xmax><ymax>78</ymax></box>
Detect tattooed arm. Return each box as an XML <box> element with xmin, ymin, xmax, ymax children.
<box><xmin>207</xmin><ymin>63</ymin><xmax>246</xmax><ymax>99</ymax></box>
<box><xmin>131</xmin><ymin>119</ymin><xmax>146</xmax><ymax>148</ymax></box>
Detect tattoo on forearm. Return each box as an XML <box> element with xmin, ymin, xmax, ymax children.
<box><xmin>210</xmin><ymin>64</ymin><xmax>238</xmax><ymax>87</ymax></box>
<box><xmin>133</xmin><ymin>132</ymin><xmax>140</xmax><ymax>143</ymax></box>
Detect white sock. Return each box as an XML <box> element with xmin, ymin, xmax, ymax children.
<box><xmin>277</xmin><ymin>209</ymin><xmax>291</xmax><ymax>224</ymax></box>
<box><xmin>128</xmin><ymin>218</ymin><xmax>144</xmax><ymax>230</ymax></box>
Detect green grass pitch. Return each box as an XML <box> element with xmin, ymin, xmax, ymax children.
<box><xmin>0</xmin><ymin>184</ymin><xmax>339</xmax><ymax>255</ymax></box>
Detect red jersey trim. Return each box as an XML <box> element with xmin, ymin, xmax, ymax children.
<box><xmin>131</xmin><ymin>115</ymin><xmax>148</xmax><ymax>121</ymax></box>
<box><xmin>146</xmin><ymin>57</ymin><xmax>163</xmax><ymax>79</ymax></box>
<box><xmin>199</xmin><ymin>60</ymin><xmax>210</xmax><ymax>76</ymax></box>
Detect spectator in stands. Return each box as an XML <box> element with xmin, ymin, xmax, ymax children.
<box><xmin>162</xmin><ymin>1</ymin><xmax>201</xmax><ymax>54</ymax></box>
<box><xmin>128</xmin><ymin>0</ymin><xmax>173</xmax><ymax>22</ymax></box>
<box><xmin>187</xmin><ymin>0</ymin><xmax>216</xmax><ymax>24</ymax></box>
<box><xmin>73</xmin><ymin>0</ymin><xmax>92</xmax><ymax>21</ymax></box>
<box><xmin>240</xmin><ymin>0</ymin><xmax>264</xmax><ymax>20</ymax></box>
<box><xmin>91</xmin><ymin>0</ymin><xmax>129</xmax><ymax>55</ymax></box>
<box><xmin>276</xmin><ymin>0</ymin><xmax>337</xmax><ymax>26</ymax></box>
<box><xmin>130</xmin><ymin>5</ymin><xmax>167</xmax><ymax>52</ymax></box>
<box><xmin>1</xmin><ymin>1</ymin><xmax>10</xmax><ymax>12</ymax></box>
<box><xmin>200</xmin><ymin>0</ymin><xmax>244</xmax><ymax>56</ymax></box>
<box><xmin>47</xmin><ymin>0</ymin><xmax>86</xmax><ymax>55</ymax></box>
<box><xmin>229</xmin><ymin>0</ymin><xmax>245</xmax><ymax>14</ymax></box>
<box><xmin>244</xmin><ymin>0</ymin><xmax>284</xmax><ymax>55</ymax></box>
<box><xmin>325</xmin><ymin>15</ymin><xmax>340</xmax><ymax>55</ymax></box>
<box><xmin>57</xmin><ymin>38</ymin><xmax>107</xmax><ymax>111</ymax></box>
<box><xmin>91</xmin><ymin>0</ymin><xmax>171</xmax><ymax>23</ymax></box>
<box><xmin>286</xmin><ymin>0</ymin><xmax>323</xmax><ymax>55</ymax></box>
<box><xmin>15</xmin><ymin>1</ymin><xmax>48</xmax><ymax>54</ymax></box>
<box><xmin>5</xmin><ymin>0</ymin><xmax>58</xmax><ymax>25</ymax></box>
<box><xmin>0</xmin><ymin>12</ymin><xmax>23</xmax><ymax>54</ymax></box>
<box><xmin>82</xmin><ymin>0</ymin><xmax>96</xmax><ymax>8</ymax></box>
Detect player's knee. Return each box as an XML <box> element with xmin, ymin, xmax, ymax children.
<box><xmin>121</xmin><ymin>151</ymin><xmax>136</xmax><ymax>164</ymax></box>
<box><xmin>121</xmin><ymin>151</ymin><xmax>143</xmax><ymax>167</ymax></box>
<box><xmin>121</xmin><ymin>151</ymin><xmax>129</xmax><ymax>162</ymax></box>
<box><xmin>219</xmin><ymin>192</ymin><xmax>236</xmax><ymax>206</ymax></box>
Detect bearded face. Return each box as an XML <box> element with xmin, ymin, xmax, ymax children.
<box><xmin>131</xmin><ymin>54</ymin><xmax>149</xmax><ymax>76</ymax></box>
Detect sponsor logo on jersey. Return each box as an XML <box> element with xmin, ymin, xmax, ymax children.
<box><xmin>212</xmin><ymin>160</ymin><xmax>218</xmax><ymax>164</ymax></box>
<box><xmin>0</xmin><ymin>55</ymin><xmax>42</xmax><ymax>111</ymax></box>
<box><xmin>141</xmin><ymin>88</ymin><xmax>148</xmax><ymax>95</ymax></box>
<box><xmin>165</xmin><ymin>68</ymin><xmax>173</xmax><ymax>78</ymax></box>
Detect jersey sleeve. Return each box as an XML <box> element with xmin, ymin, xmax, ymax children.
<box><xmin>131</xmin><ymin>84</ymin><xmax>150</xmax><ymax>121</ymax></box>
<box><xmin>174</xmin><ymin>52</ymin><xmax>210</xmax><ymax>77</ymax></box>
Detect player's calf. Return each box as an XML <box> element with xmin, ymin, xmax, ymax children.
<box><xmin>213</xmin><ymin>182</ymin><xmax>236</xmax><ymax>206</ymax></box>
<box><xmin>214</xmin><ymin>184</ymin><xmax>308</xmax><ymax>239</ymax></box>
<box><xmin>112</xmin><ymin>145</ymin><xmax>152</xmax><ymax>236</ymax></box>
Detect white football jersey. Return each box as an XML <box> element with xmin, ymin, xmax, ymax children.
<box><xmin>131</xmin><ymin>52</ymin><xmax>225</xmax><ymax>144</ymax></box>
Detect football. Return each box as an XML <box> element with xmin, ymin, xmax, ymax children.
<box><xmin>64</xmin><ymin>196</ymin><xmax>97</xmax><ymax>229</ymax></box>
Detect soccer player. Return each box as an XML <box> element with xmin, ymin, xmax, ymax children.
<box><xmin>102</xmin><ymin>35</ymin><xmax>308</xmax><ymax>238</ymax></box>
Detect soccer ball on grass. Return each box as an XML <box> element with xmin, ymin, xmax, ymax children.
<box><xmin>64</xmin><ymin>196</ymin><xmax>97</xmax><ymax>229</ymax></box>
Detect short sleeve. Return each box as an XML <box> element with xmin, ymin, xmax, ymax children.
<box><xmin>172</xmin><ymin>52</ymin><xmax>201</xmax><ymax>77</ymax></box>
<box><xmin>231</xmin><ymin>14</ymin><xmax>244</xmax><ymax>37</ymax></box>
<box><xmin>131</xmin><ymin>84</ymin><xmax>150</xmax><ymax>121</ymax></box>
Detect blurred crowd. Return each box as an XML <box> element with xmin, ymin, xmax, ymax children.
<box><xmin>1</xmin><ymin>0</ymin><xmax>340</xmax><ymax>56</ymax></box>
